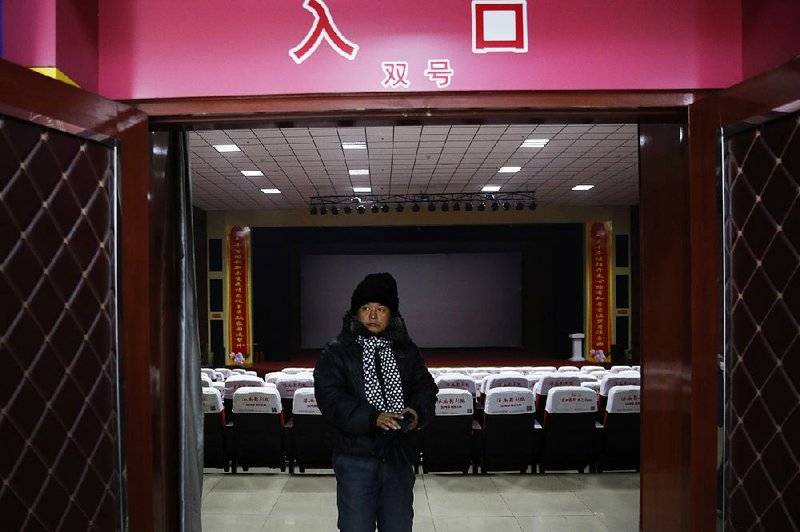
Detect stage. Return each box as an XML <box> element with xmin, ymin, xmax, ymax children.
<box><xmin>250</xmin><ymin>348</ymin><xmax>593</xmax><ymax>375</ymax></box>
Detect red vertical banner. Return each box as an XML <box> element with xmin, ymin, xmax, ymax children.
<box><xmin>585</xmin><ymin>222</ymin><xmax>613</xmax><ymax>362</ymax></box>
<box><xmin>227</xmin><ymin>226</ymin><xmax>252</xmax><ymax>366</ymax></box>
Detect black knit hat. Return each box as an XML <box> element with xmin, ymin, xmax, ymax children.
<box><xmin>350</xmin><ymin>272</ymin><xmax>399</xmax><ymax>316</ymax></box>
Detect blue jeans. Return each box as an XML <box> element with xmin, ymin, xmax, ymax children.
<box><xmin>332</xmin><ymin>453</ymin><xmax>415</xmax><ymax>532</ymax></box>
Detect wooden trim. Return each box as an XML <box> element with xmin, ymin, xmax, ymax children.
<box><xmin>686</xmin><ymin>56</ymin><xmax>800</xmax><ymax>532</ymax></box>
<box><xmin>638</xmin><ymin>123</ymin><xmax>691</xmax><ymax>532</ymax></box>
<box><xmin>131</xmin><ymin>89</ymin><xmax>709</xmax><ymax>124</ymax></box>
<box><xmin>0</xmin><ymin>59</ymin><xmax>157</xmax><ymax>532</ymax></box>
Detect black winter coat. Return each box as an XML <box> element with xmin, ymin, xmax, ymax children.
<box><xmin>313</xmin><ymin>313</ymin><xmax>438</xmax><ymax>459</ymax></box>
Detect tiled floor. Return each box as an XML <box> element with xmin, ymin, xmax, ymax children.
<box><xmin>202</xmin><ymin>469</ymin><xmax>640</xmax><ymax>531</ymax></box>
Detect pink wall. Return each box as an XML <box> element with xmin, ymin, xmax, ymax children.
<box><xmin>2</xmin><ymin>0</ymin><xmax>97</xmax><ymax>91</ymax></box>
<box><xmin>98</xmin><ymin>0</ymin><xmax>742</xmax><ymax>100</ymax></box>
<box><xmin>741</xmin><ymin>0</ymin><xmax>800</xmax><ymax>79</ymax></box>
<box><xmin>3</xmin><ymin>0</ymin><xmax>56</xmax><ymax>67</ymax></box>
<box><xmin>56</xmin><ymin>0</ymin><xmax>98</xmax><ymax>92</ymax></box>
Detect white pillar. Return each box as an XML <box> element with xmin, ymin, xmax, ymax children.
<box><xmin>569</xmin><ymin>333</ymin><xmax>585</xmax><ymax>362</ymax></box>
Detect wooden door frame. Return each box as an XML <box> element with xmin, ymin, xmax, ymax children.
<box><xmin>686</xmin><ymin>57</ymin><xmax>800</xmax><ymax>532</ymax></box>
<box><xmin>0</xmin><ymin>60</ymin><xmax>157</xmax><ymax>531</ymax></box>
<box><xmin>136</xmin><ymin>87</ymin><xmax>708</xmax><ymax>531</ymax></box>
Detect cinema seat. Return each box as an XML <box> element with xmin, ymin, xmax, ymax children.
<box><xmin>533</xmin><ymin>374</ymin><xmax>582</xmax><ymax>422</ymax></box>
<box><xmin>609</xmin><ymin>365</ymin><xmax>633</xmax><ymax>374</ymax></box>
<box><xmin>581</xmin><ymin>381</ymin><xmax>601</xmax><ymax>395</ymax></box>
<box><xmin>264</xmin><ymin>371</ymin><xmax>287</xmax><ymax>385</ymax></box>
<box><xmin>201</xmin><ymin>374</ymin><xmax>213</xmax><ymax>388</ymax></box>
<box><xmin>484</xmin><ymin>371</ymin><xmax>528</xmax><ymax>393</ymax></box>
<box><xmin>202</xmin><ymin>387</ymin><xmax>229</xmax><ymax>471</ymax></box>
<box><xmin>287</xmin><ymin>388</ymin><xmax>331</xmax><ymax>474</ymax></box>
<box><xmin>530</xmin><ymin>366</ymin><xmax>557</xmax><ymax>374</ymax></box>
<box><xmin>595</xmin><ymin>385</ymin><xmax>640</xmax><ymax>472</ymax></box>
<box><xmin>480</xmin><ymin>387</ymin><xmax>535</xmax><ymax>474</ymax></box>
<box><xmin>276</xmin><ymin>373</ymin><xmax>314</xmax><ymax>420</ymax></box>
<box><xmin>470</xmin><ymin>372</ymin><xmax>491</xmax><ymax>390</ymax></box>
<box><xmin>423</xmin><ymin>389</ymin><xmax>477</xmax><ymax>474</ymax></box>
<box><xmin>556</xmin><ymin>366</ymin><xmax>580</xmax><ymax>373</ymax></box>
<box><xmin>536</xmin><ymin>386</ymin><xmax>599</xmax><ymax>473</ymax></box>
<box><xmin>525</xmin><ymin>374</ymin><xmax>544</xmax><ymax>392</ymax></box>
<box><xmin>201</xmin><ymin>368</ymin><xmax>216</xmax><ymax>380</ymax></box>
<box><xmin>598</xmin><ymin>374</ymin><xmax>641</xmax><ymax>418</ymax></box>
<box><xmin>580</xmin><ymin>365</ymin><xmax>605</xmax><ymax>374</ymax></box>
<box><xmin>281</xmin><ymin>367</ymin><xmax>313</xmax><ymax>375</ymax></box>
<box><xmin>223</xmin><ymin>374</ymin><xmax>266</xmax><ymax>422</ymax></box>
<box><xmin>436</xmin><ymin>373</ymin><xmax>477</xmax><ymax>398</ymax></box>
<box><xmin>215</xmin><ymin>368</ymin><xmax>232</xmax><ymax>380</ymax></box>
<box><xmin>231</xmin><ymin>386</ymin><xmax>285</xmax><ymax>472</ymax></box>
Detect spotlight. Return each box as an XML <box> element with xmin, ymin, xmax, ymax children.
<box><xmin>371</xmin><ymin>204</ymin><xmax>379</xmax><ymax>213</ymax></box>
<box><xmin>529</xmin><ymin>200</ymin><xmax>538</xmax><ymax>211</ymax></box>
<box><xmin>452</xmin><ymin>202</ymin><xmax>461</xmax><ymax>211</ymax></box>
<box><xmin>428</xmin><ymin>202</ymin><xmax>436</xmax><ymax>212</ymax></box>
<box><xmin>491</xmin><ymin>201</ymin><xmax>499</xmax><ymax>211</ymax></box>
<box><xmin>331</xmin><ymin>206</ymin><xmax>339</xmax><ymax>215</ymax></box>
<box><xmin>344</xmin><ymin>205</ymin><xmax>352</xmax><ymax>214</ymax></box>
<box><xmin>381</xmin><ymin>204</ymin><xmax>389</xmax><ymax>213</ymax></box>
<box><xmin>502</xmin><ymin>201</ymin><xmax>510</xmax><ymax>211</ymax></box>
<box><xmin>477</xmin><ymin>202</ymin><xmax>485</xmax><ymax>211</ymax></box>
<box><xmin>465</xmin><ymin>203</ymin><xmax>473</xmax><ymax>212</ymax></box>
<box><xmin>441</xmin><ymin>202</ymin><xmax>449</xmax><ymax>212</ymax></box>
<box><xmin>516</xmin><ymin>202</ymin><xmax>524</xmax><ymax>211</ymax></box>
<box><xmin>357</xmin><ymin>204</ymin><xmax>366</xmax><ymax>214</ymax></box>
<box><xmin>396</xmin><ymin>203</ymin><xmax>404</xmax><ymax>213</ymax></box>
<box><xmin>310</xmin><ymin>206</ymin><xmax>318</xmax><ymax>215</ymax></box>
<box><xmin>412</xmin><ymin>203</ymin><xmax>420</xmax><ymax>212</ymax></box>
<box><xmin>320</xmin><ymin>206</ymin><xmax>328</xmax><ymax>215</ymax></box>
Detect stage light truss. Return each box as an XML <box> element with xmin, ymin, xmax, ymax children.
<box><xmin>309</xmin><ymin>191</ymin><xmax>537</xmax><ymax>214</ymax></box>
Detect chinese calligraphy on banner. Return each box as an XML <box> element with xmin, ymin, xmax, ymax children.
<box><xmin>227</xmin><ymin>226</ymin><xmax>253</xmax><ymax>365</ymax></box>
<box><xmin>586</xmin><ymin>222</ymin><xmax>613</xmax><ymax>362</ymax></box>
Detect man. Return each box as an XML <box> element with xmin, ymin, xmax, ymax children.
<box><xmin>314</xmin><ymin>272</ymin><xmax>438</xmax><ymax>532</ymax></box>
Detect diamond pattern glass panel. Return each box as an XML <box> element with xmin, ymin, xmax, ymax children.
<box><xmin>0</xmin><ymin>114</ymin><xmax>121</xmax><ymax>531</ymax></box>
<box><xmin>724</xmin><ymin>112</ymin><xmax>800</xmax><ymax>531</ymax></box>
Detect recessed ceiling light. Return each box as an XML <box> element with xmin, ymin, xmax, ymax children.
<box><xmin>481</xmin><ymin>185</ymin><xmax>501</xmax><ymax>192</ymax></box>
<box><xmin>213</xmin><ymin>144</ymin><xmax>241</xmax><ymax>152</ymax></box>
<box><xmin>521</xmin><ymin>138</ymin><xmax>549</xmax><ymax>148</ymax></box>
<box><xmin>353</xmin><ymin>186</ymin><xmax>372</xmax><ymax>193</ymax></box>
<box><xmin>241</xmin><ymin>170</ymin><xmax>264</xmax><ymax>177</ymax></box>
<box><xmin>349</xmin><ymin>169</ymin><xmax>369</xmax><ymax>176</ymax></box>
<box><xmin>572</xmin><ymin>184</ymin><xmax>595</xmax><ymax>191</ymax></box>
<box><xmin>260</xmin><ymin>188</ymin><xmax>281</xmax><ymax>194</ymax></box>
<box><xmin>342</xmin><ymin>142</ymin><xmax>367</xmax><ymax>150</ymax></box>
<box><xmin>498</xmin><ymin>166</ymin><xmax>521</xmax><ymax>173</ymax></box>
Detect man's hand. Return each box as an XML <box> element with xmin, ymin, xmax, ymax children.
<box><xmin>376</xmin><ymin>411</ymin><xmax>403</xmax><ymax>431</ymax></box>
<box><xmin>401</xmin><ymin>407</ymin><xmax>418</xmax><ymax>431</ymax></box>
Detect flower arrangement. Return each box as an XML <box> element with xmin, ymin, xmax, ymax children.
<box><xmin>228</xmin><ymin>351</ymin><xmax>246</xmax><ymax>366</ymax></box>
<box><xmin>589</xmin><ymin>349</ymin><xmax>607</xmax><ymax>363</ymax></box>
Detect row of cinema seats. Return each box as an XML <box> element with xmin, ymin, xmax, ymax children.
<box><xmin>433</xmin><ymin>366</ymin><xmax>641</xmax><ymax>425</ymax></box>
<box><xmin>202</xmin><ymin>385</ymin><xmax>328</xmax><ymax>473</ymax></box>
<box><xmin>201</xmin><ymin>364</ymin><xmax>641</xmax><ymax>475</ymax></box>
<box><xmin>201</xmin><ymin>367</ymin><xmax>315</xmax><ymax>422</ymax></box>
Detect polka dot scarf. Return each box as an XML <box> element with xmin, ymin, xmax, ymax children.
<box><xmin>357</xmin><ymin>335</ymin><xmax>405</xmax><ymax>413</ymax></box>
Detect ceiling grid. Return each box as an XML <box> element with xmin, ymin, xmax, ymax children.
<box><xmin>190</xmin><ymin>123</ymin><xmax>638</xmax><ymax>210</ymax></box>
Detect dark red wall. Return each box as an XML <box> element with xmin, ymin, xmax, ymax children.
<box><xmin>742</xmin><ymin>0</ymin><xmax>800</xmax><ymax>79</ymax></box>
